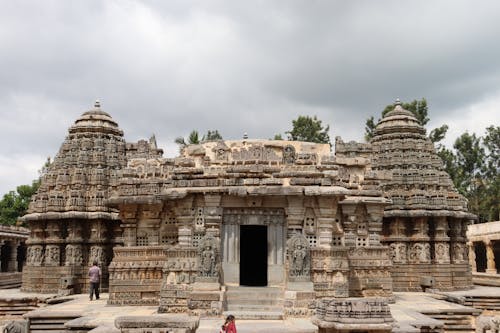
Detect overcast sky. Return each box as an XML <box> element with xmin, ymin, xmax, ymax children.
<box><xmin>1</xmin><ymin>0</ymin><xmax>499</xmax><ymax>195</ymax></box>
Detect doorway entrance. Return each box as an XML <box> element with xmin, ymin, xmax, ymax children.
<box><xmin>240</xmin><ymin>225</ymin><xmax>267</xmax><ymax>286</ymax></box>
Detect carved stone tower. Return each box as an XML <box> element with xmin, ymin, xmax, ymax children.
<box><xmin>371</xmin><ymin>99</ymin><xmax>475</xmax><ymax>291</ymax></box>
<box><xmin>21</xmin><ymin>101</ymin><xmax>127</xmax><ymax>293</ymax></box>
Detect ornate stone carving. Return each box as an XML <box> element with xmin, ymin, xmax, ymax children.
<box><xmin>90</xmin><ymin>245</ymin><xmax>105</xmax><ymax>265</ymax></box>
<box><xmin>434</xmin><ymin>242</ymin><xmax>450</xmax><ymax>264</ymax></box>
<box><xmin>2</xmin><ymin>320</ymin><xmax>27</xmax><ymax>333</ymax></box>
<box><xmin>65</xmin><ymin>244</ymin><xmax>83</xmax><ymax>266</ymax></box>
<box><xmin>389</xmin><ymin>242</ymin><xmax>407</xmax><ymax>264</ymax></box>
<box><xmin>409</xmin><ymin>242</ymin><xmax>430</xmax><ymax>264</ymax></box>
<box><xmin>197</xmin><ymin>235</ymin><xmax>219</xmax><ymax>281</ymax></box>
<box><xmin>288</xmin><ymin>234</ymin><xmax>310</xmax><ymax>280</ymax></box>
<box><xmin>44</xmin><ymin>245</ymin><xmax>60</xmax><ymax>266</ymax></box>
<box><xmin>452</xmin><ymin>243</ymin><xmax>466</xmax><ymax>263</ymax></box>
<box><xmin>283</xmin><ymin>145</ymin><xmax>296</xmax><ymax>164</ymax></box>
<box><xmin>27</xmin><ymin>245</ymin><xmax>44</xmax><ymax>266</ymax></box>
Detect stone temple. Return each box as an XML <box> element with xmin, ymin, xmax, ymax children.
<box><xmin>19</xmin><ymin>100</ymin><xmax>475</xmax><ymax>318</ymax></box>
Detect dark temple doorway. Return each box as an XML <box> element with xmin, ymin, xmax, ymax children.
<box><xmin>240</xmin><ymin>225</ymin><xmax>267</xmax><ymax>286</ymax></box>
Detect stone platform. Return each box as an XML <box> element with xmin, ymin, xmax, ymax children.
<box><xmin>1</xmin><ymin>287</ymin><xmax>499</xmax><ymax>332</ymax></box>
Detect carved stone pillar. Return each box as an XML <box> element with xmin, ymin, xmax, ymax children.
<box><xmin>0</xmin><ymin>240</ymin><xmax>3</xmax><ymax>270</ymax></box>
<box><xmin>485</xmin><ymin>240</ymin><xmax>497</xmax><ymax>274</ymax></box>
<box><xmin>339</xmin><ymin>201</ymin><xmax>357</xmax><ymax>247</ymax></box>
<box><xmin>315</xmin><ymin>197</ymin><xmax>338</xmax><ymax>249</ymax></box>
<box><xmin>286</xmin><ymin>196</ymin><xmax>305</xmax><ymax>236</ymax></box>
<box><xmin>203</xmin><ymin>194</ymin><xmax>222</xmax><ymax>230</ymax></box>
<box><xmin>120</xmin><ymin>204</ymin><xmax>138</xmax><ymax>247</ymax></box>
<box><xmin>433</xmin><ymin>217</ymin><xmax>450</xmax><ymax>264</ymax></box>
<box><xmin>366</xmin><ymin>203</ymin><xmax>385</xmax><ymax>246</ymax></box>
<box><xmin>409</xmin><ymin>217</ymin><xmax>430</xmax><ymax>264</ymax></box>
<box><xmin>468</xmin><ymin>242</ymin><xmax>477</xmax><ymax>273</ymax></box>
<box><xmin>7</xmin><ymin>241</ymin><xmax>19</xmax><ymax>272</ymax></box>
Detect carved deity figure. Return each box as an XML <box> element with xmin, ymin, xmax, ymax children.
<box><xmin>90</xmin><ymin>246</ymin><xmax>105</xmax><ymax>265</ymax></box>
<box><xmin>389</xmin><ymin>242</ymin><xmax>407</xmax><ymax>264</ymax></box>
<box><xmin>287</xmin><ymin>234</ymin><xmax>310</xmax><ymax>278</ymax></box>
<box><xmin>283</xmin><ymin>145</ymin><xmax>296</xmax><ymax>164</ymax></box>
<box><xmin>435</xmin><ymin>243</ymin><xmax>450</xmax><ymax>263</ymax></box>
<box><xmin>409</xmin><ymin>243</ymin><xmax>430</xmax><ymax>264</ymax></box>
<box><xmin>201</xmin><ymin>245</ymin><xmax>215</xmax><ymax>276</ymax></box>
<box><xmin>452</xmin><ymin>243</ymin><xmax>465</xmax><ymax>263</ymax></box>
<box><xmin>65</xmin><ymin>245</ymin><xmax>83</xmax><ymax>266</ymax></box>
<box><xmin>197</xmin><ymin>235</ymin><xmax>219</xmax><ymax>279</ymax></box>
<box><xmin>45</xmin><ymin>246</ymin><xmax>60</xmax><ymax>266</ymax></box>
<box><xmin>30</xmin><ymin>245</ymin><xmax>44</xmax><ymax>266</ymax></box>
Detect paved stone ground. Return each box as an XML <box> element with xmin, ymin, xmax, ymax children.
<box><xmin>1</xmin><ymin>287</ymin><xmax>500</xmax><ymax>332</ymax></box>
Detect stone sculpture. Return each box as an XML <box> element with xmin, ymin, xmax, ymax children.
<box><xmin>288</xmin><ymin>234</ymin><xmax>310</xmax><ymax>279</ymax></box>
<box><xmin>476</xmin><ymin>315</ymin><xmax>500</xmax><ymax>333</ymax></box>
<box><xmin>197</xmin><ymin>235</ymin><xmax>219</xmax><ymax>280</ymax></box>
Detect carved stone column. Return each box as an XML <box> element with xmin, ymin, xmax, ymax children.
<box><xmin>315</xmin><ymin>197</ymin><xmax>338</xmax><ymax>249</ymax></box>
<box><xmin>409</xmin><ymin>217</ymin><xmax>430</xmax><ymax>264</ymax></box>
<box><xmin>0</xmin><ymin>240</ymin><xmax>3</xmax><ymax>270</ymax></box>
<box><xmin>286</xmin><ymin>196</ymin><xmax>305</xmax><ymax>236</ymax></box>
<box><xmin>120</xmin><ymin>204</ymin><xmax>138</xmax><ymax>247</ymax></box>
<box><xmin>468</xmin><ymin>242</ymin><xmax>477</xmax><ymax>273</ymax></box>
<box><xmin>7</xmin><ymin>240</ymin><xmax>19</xmax><ymax>272</ymax></box>
<box><xmin>433</xmin><ymin>216</ymin><xmax>450</xmax><ymax>264</ymax></box>
<box><xmin>339</xmin><ymin>201</ymin><xmax>357</xmax><ymax>247</ymax></box>
<box><xmin>485</xmin><ymin>240</ymin><xmax>497</xmax><ymax>274</ymax></box>
<box><xmin>366</xmin><ymin>203</ymin><xmax>385</xmax><ymax>246</ymax></box>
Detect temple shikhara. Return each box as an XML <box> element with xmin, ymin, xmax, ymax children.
<box><xmin>19</xmin><ymin>100</ymin><xmax>475</xmax><ymax>318</ymax></box>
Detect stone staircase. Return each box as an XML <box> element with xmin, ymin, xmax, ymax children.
<box><xmin>0</xmin><ymin>297</ymin><xmax>40</xmax><ymax>317</ymax></box>
<box><xmin>224</xmin><ymin>286</ymin><xmax>284</xmax><ymax>320</ymax></box>
<box><xmin>422</xmin><ymin>309</ymin><xmax>480</xmax><ymax>333</ymax></box>
<box><xmin>25</xmin><ymin>312</ymin><xmax>82</xmax><ymax>333</ymax></box>
<box><xmin>0</xmin><ymin>272</ymin><xmax>23</xmax><ymax>289</ymax></box>
<box><xmin>463</xmin><ymin>295</ymin><xmax>500</xmax><ymax>311</ymax></box>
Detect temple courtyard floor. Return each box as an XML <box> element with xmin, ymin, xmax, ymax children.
<box><xmin>1</xmin><ymin>286</ymin><xmax>500</xmax><ymax>332</ymax></box>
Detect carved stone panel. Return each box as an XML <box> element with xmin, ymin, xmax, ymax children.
<box><xmin>65</xmin><ymin>244</ymin><xmax>83</xmax><ymax>266</ymax></box>
<box><xmin>196</xmin><ymin>235</ymin><xmax>220</xmax><ymax>282</ymax></box>
<box><xmin>287</xmin><ymin>234</ymin><xmax>311</xmax><ymax>282</ymax></box>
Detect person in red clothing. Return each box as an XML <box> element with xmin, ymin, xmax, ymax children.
<box><xmin>220</xmin><ymin>314</ymin><xmax>237</xmax><ymax>333</ymax></box>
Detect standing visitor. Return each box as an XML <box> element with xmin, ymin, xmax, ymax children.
<box><xmin>88</xmin><ymin>260</ymin><xmax>101</xmax><ymax>301</ymax></box>
<box><xmin>220</xmin><ymin>314</ymin><xmax>237</xmax><ymax>333</ymax></box>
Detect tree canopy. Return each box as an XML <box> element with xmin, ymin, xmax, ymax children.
<box><xmin>440</xmin><ymin>126</ymin><xmax>499</xmax><ymax>222</ymax></box>
<box><xmin>175</xmin><ymin>130</ymin><xmax>223</xmax><ymax>150</ymax></box>
<box><xmin>285</xmin><ymin>115</ymin><xmax>331</xmax><ymax>145</ymax></box>
<box><xmin>0</xmin><ymin>181</ymin><xmax>40</xmax><ymax>225</ymax></box>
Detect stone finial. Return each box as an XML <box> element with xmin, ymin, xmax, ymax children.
<box><xmin>243</xmin><ymin>132</ymin><xmax>248</xmax><ymax>139</ymax></box>
<box><xmin>94</xmin><ymin>100</ymin><xmax>101</xmax><ymax>108</ymax></box>
<box><xmin>394</xmin><ymin>98</ymin><xmax>401</xmax><ymax>106</ymax></box>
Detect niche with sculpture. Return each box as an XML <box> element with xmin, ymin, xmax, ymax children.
<box><xmin>287</xmin><ymin>234</ymin><xmax>311</xmax><ymax>282</ymax></box>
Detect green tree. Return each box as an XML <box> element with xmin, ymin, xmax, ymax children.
<box><xmin>272</xmin><ymin>133</ymin><xmax>284</xmax><ymax>140</ymax></box>
<box><xmin>481</xmin><ymin>126</ymin><xmax>500</xmax><ymax>221</ymax></box>
<box><xmin>175</xmin><ymin>130</ymin><xmax>201</xmax><ymax>148</ymax></box>
<box><xmin>202</xmin><ymin>130</ymin><xmax>223</xmax><ymax>142</ymax></box>
<box><xmin>286</xmin><ymin>115</ymin><xmax>331</xmax><ymax>145</ymax></box>
<box><xmin>0</xmin><ymin>180</ymin><xmax>40</xmax><ymax>226</ymax></box>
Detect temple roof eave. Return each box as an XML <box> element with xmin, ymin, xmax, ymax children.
<box><xmin>383</xmin><ymin>209</ymin><xmax>476</xmax><ymax>219</ymax></box>
<box><xmin>20</xmin><ymin>211</ymin><xmax>120</xmax><ymax>222</ymax></box>
<box><xmin>106</xmin><ymin>185</ymin><xmax>388</xmax><ymax>206</ymax></box>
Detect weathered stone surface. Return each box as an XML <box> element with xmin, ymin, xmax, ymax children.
<box><xmin>19</xmin><ymin>100</ymin><xmax>475</xmax><ymax>321</ymax></box>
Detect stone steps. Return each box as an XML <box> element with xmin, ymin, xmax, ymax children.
<box><xmin>26</xmin><ymin>313</ymin><xmax>82</xmax><ymax>333</ymax></box>
<box><xmin>422</xmin><ymin>311</ymin><xmax>478</xmax><ymax>333</ymax></box>
<box><xmin>463</xmin><ymin>295</ymin><xmax>500</xmax><ymax>310</ymax></box>
<box><xmin>0</xmin><ymin>299</ymin><xmax>40</xmax><ymax>317</ymax></box>
<box><xmin>0</xmin><ymin>273</ymin><xmax>22</xmax><ymax>289</ymax></box>
<box><xmin>225</xmin><ymin>286</ymin><xmax>284</xmax><ymax>320</ymax></box>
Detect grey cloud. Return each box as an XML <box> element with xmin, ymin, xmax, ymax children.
<box><xmin>1</xmin><ymin>1</ymin><xmax>500</xmax><ymax>194</ymax></box>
